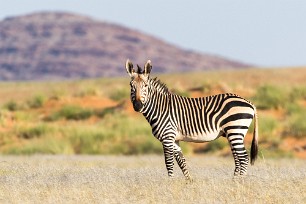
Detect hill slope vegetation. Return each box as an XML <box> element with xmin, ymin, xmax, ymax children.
<box><xmin>0</xmin><ymin>67</ymin><xmax>305</xmax><ymax>158</ymax></box>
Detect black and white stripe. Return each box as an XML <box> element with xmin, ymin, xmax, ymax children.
<box><xmin>126</xmin><ymin>59</ymin><xmax>258</xmax><ymax>179</ymax></box>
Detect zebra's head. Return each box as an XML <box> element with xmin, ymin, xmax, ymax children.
<box><xmin>125</xmin><ymin>59</ymin><xmax>152</xmax><ymax>112</ymax></box>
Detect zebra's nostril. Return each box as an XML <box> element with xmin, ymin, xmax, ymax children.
<box><xmin>133</xmin><ymin>100</ymin><xmax>143</xmax><ymax>112</ymax></box>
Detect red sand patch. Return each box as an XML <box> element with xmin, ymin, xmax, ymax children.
<box><xmin>281</xmin><ymin>137</ymin><xmax>306</xmax><ymax>159</ymax></box>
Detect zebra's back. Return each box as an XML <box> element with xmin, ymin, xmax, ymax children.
<box><xmin>170</xmin><ymin>93</ymin><xmax>255</xmax><ymax>142</ymax></box>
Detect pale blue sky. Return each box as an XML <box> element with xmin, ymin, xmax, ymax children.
<box><xmin>1</xmin><ymin>0</ymin><xmax>306</xmax><ymax>67</ymax></box>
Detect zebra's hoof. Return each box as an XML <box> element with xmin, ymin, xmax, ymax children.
<box><xmin>168</xmin><ymin>175</ymin><xmax>175</xmax><ymax>179</ymax></box>
<box><xmin>232</xmin><ymin>174</ymin><xmax>246</xmax><ymax>182</ymax></box>
<box><xmin>185</xmin><ymin>176</ymin><xmax>193</xmax><ymax>183</ymax></box>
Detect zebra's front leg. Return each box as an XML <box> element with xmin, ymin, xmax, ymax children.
<box><xmin>162</xmin><ymin>141</ymin><xmax>175</xmax><ymax>178</ymax></box>
<box><xmin>174</xmin><ymin>142</ymin><xmax>192</xmax><ymax>180</ymax></box>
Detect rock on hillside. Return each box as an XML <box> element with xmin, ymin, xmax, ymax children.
<box><xmin>0</xmin><ymin>12</ymin><xmax>250</xmax><ymax>80</ymax></box>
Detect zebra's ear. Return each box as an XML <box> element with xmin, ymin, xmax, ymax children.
<box><xmin>144</xmin><ymin>60</ymin><xmax>152</xmax><ymax>77</ymax></box>
<box><xmin>125</xmin><ymin>59</ymin><xmax>135</xmax><ymax>77</ymax></box>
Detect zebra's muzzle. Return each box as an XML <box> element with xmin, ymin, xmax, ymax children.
<box><xmin>133</xmin><ymin>100</ymin><xmax>143</xmax><ymax>112</ymax></box>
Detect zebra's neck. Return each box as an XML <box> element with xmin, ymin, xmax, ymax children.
<box><xmin>148</xmin><ymin>77</ymin><xmax>169</xmax><ymax>94</ymax></box>
<box><xmin>141</xmin><ymin>78</ymin><xmax>170</xmax><ymax>123</ymax></box>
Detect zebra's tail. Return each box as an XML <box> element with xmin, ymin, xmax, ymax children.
<box><xmin>250</xmin><ymin>107</ymin><xmax>258</xmax><ymax>165</ymax></box>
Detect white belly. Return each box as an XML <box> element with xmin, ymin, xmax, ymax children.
<box><xmin>175</xmin><ymin>130</ymin><xmax>220</xmax><ymax>143</ymax></box>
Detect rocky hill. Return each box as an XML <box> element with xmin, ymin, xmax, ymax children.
<box><xmin>0</xmin><ymin>12</ymin><xmax>250</xmax><ymax>81</ymax></box>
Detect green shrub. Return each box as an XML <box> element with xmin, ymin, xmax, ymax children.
<box><xmin>253</xmin><ymin>85</ymin><xmax>287</xmax><ymax>110</ymax></box>
<box><xmin>46</xmin><ymin>105</ymin><xmax>93</xmax><ymax>121</ymax></box>
<box><xmin>69</xmin><ymin>130</ymin><xmax>109</xmax><ymax>154</ymax></box>
<box><xmin>17</xmin><ymin>124</ymin><xmax>51</xmax><ymax>139</ymax></box>
<box><xmin>109</xmin><ymin>89</ymin><xmax>129</xmax><ymax>102</ymax></box>
<box><xmin>248</xmin><ymin>114</ymin><xmax>280</xmax><ymax>148</ymax></box>
<box><xmin>202</xmin><ymin>82</ymin><xmax>212</xmax><ymax>94</ymax></box>
<box><xmin>46</xmin><ymin>105</ymin><xmax>121</xmax><ymax>121</ymax></box>
<box><xmin>285</xmin><ymin>103</ymin><xmax>303</xmax><ymax>115</ymax></box>
<box><xmin>58</xmin><ymin>113</ymin><xmax>161</xmax><ymax>155</ymax></box>
<box><xmin>95</xmin><ymin>107</ymin><xmax>117</xmax><ymax>118</ymax></box>
<box><xmin>288</xmin><ymin>117</ymin><xmax>306</xmax><ymax>138</ymax></box>
<box><xmin>5</xmin><ymin>138</ymin><xmax>73</xmax><ymax>155</ymax></box>
<box><xmin>3</xmin><ymin>100</ymin><xmax>20</xmax><ymax>111</ymax></box>
<box><xmin>290</xmin><ymin>86</ymin><xmax>306</xmax><ymax>102</ymax></box>
<box><xmin>27</xmin><ymin>95</ymin><xmax>45</xmax><ymax>109</ymax></box>
<box><xmin>258</xmin><ymin>115</ymin><xmax>281</xmax><ymax>147</ymax></box>
<box><xmin>13</xmin><ymin>111</ymin><xmax>36</xmax><ymax>122</ymax></box>
<box><xmin>114</xmin><ymin>136</ymin><xmax>163</xmax><ymax>155</ymax></box>
<box><xmin>196</xmin><ymin>138</ymin><xmax>228</xmax><ymax>153</ymax></box>
<box><xmin>136</xmin><ymin>139</ymin><xmax>163</xmax><ymax>154</ymax></box>
<box><xmin>258</xmin><ymin>116</ymin><xmax>278</xmax><ymax>138</ymax></box>
<box><xmin>74</xmin><ymin>87</ymin><xmax>98</xmax><ymax>97</ymax></box>
<box><xmin>285</xmin><ymin>107</ymin><xmax>306</xmax><ymax>139</ymax></box>
<box><xmin>171</xmin><ymin>89</ymin><xmax>190</xmax><ymax>97</ymax></box>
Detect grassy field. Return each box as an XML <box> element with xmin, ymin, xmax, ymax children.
<box><xmin>0</xmin><ymin>155</ymin><xmax>305</xmax><ymax>203</ymax></box>
<box><xmin>0</xmin><ymin>67</ymin><xmax>306</xmax><ymax>158</ymax></box>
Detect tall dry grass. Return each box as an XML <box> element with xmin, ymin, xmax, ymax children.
<box><xmin>0</xmin><ymin>155</ymin><xmax>305</xmax><ymax>203</ymax></box>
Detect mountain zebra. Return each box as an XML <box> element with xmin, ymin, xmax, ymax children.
<box><xmin>125</xmin><ymin>59</ymin><xmax>258</xmax><ymax>180</ymax></box>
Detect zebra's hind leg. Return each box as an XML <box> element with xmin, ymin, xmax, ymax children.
<box><xmin>238</xmin><ymin>147</ymin><xmax>249</xmax><ymax>176</ymax></box>
<box><xmin>231</xmin><ymin>150</ymin><xmax>240</xmax><ymax>176</ymax></box>
<box><xmin>227</xmin><ymin>133</ymin><xmax>249</xmax><ymax>177</ymax></box>
<box><xmin>174</xmin><ymin>142</ymin><xmax>192</xmax><ymax>180</ymax></box>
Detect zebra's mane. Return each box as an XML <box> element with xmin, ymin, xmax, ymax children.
<box><xmin>149</xmin><ymin>77</ymin><xmax>169</xmax><ymax>94</ymax></box>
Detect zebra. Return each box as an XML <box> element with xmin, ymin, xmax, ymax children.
<box><xmin>125</xmin><ymin>59</ymin><xmax>258</xmax><ymax>180</ymax></box>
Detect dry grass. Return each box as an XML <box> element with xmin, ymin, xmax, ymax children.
<box><xmin>0</xmin><ymin>155</ymin><xmax>305</xmax><ymax>203</ymax></box>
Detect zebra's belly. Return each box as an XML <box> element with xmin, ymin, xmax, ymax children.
<box><xmin>175</xmin><ymin>130</ymin><xmax>220</xmax><ymax>143</ymax></box>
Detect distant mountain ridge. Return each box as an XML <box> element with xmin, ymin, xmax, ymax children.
<box><xmin>0</xmin><ymin>12</ymin><xmax>250</xmax><ymax>81</ymax></box>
